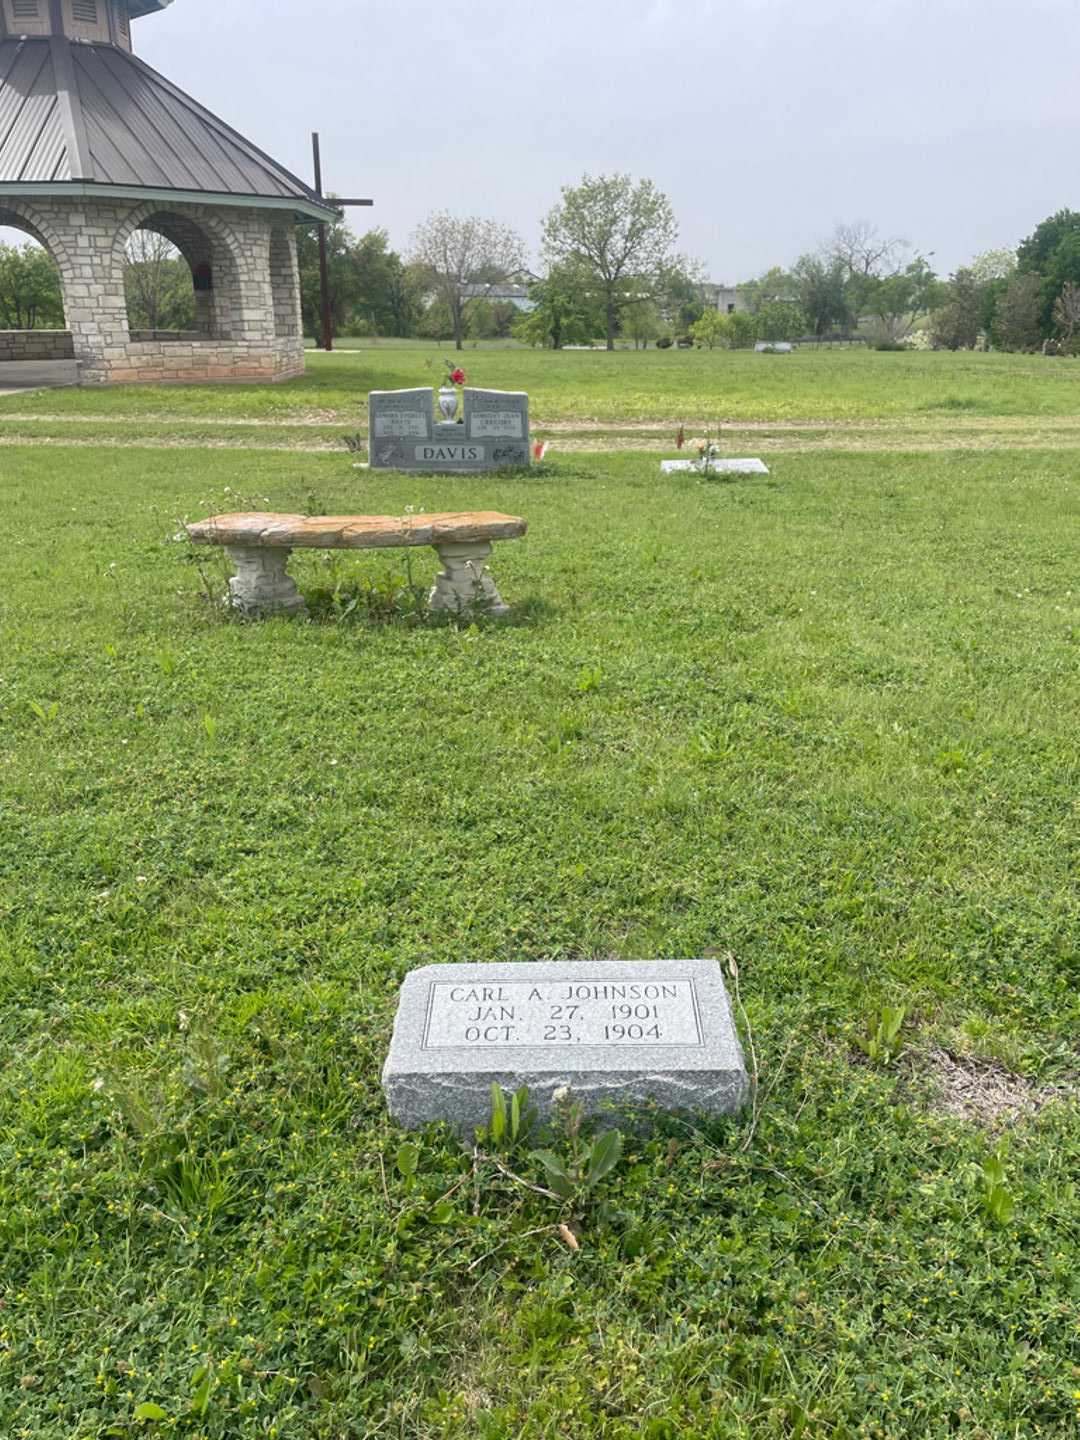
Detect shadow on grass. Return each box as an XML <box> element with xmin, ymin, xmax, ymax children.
<box><xmin>301</xmin><ymin>584</ymin><xmax>558</xmax><ymax>630</ymax></box>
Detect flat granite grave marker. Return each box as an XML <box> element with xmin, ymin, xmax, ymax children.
<box><xmin>383</xmin><ymin>959</ymin><xmax>749</xmax><ymax>1132</ymax></box>
<box><xmin>660</xmin><ymin>458</ymin><xmax>770</xmax><ymax>475</ymax></box>
<box><xmin>369</xmin><ymin>387</ymin><xmax>530</xmax><ymax>472</ymax></box>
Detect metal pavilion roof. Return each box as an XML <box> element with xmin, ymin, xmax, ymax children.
<box><xmin>0</xmin><ymin>36</ymin><xmax>338</xmax><ymax>221</ymax></box>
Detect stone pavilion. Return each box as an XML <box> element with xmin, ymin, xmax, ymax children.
<box><xmin>0</xmin><ymin>0</ymin><xmax>341</xmax><ymax>384</ymax></box>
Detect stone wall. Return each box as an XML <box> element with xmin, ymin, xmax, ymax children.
<box><xmin>114</xmin><ymin>338</ymin><xmax>305</xmax><ymax>385</ymax></box>
<box><xmin>128</xmin><ymin>330</ymin><xmax>205</xmax><ymax>343</ymax></box>
<box><xmin>0</xmin><ymin>331</ymin><xmax>76</xmax><ymax>362</ymax></box>
<box><xmin>0</xmin><ymin>198</ymin><xmax>307</xmax><ymax>386</ymax></box>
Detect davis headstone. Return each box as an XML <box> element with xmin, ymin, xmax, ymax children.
<box><xmin>383</xmin><ymin>959</ymin><xmax>749</xmax><ymax>1132</ymax></box>
<box><xmin>369</xmin><ymin>387</ymin><xmax>530</xmax><ymax>472</ymax></box>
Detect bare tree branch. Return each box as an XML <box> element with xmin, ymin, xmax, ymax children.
<box><xmin>409</xmin><ymin>213</ymin><xmax>527</xmax><ymax>350</ymax></box>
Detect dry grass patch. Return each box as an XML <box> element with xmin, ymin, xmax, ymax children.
<box><xmin>917</xmin><ymin>1045</ymin><xmax>1076</xmax><ymax>1128</ymax></box>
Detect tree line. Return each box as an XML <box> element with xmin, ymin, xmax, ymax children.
<box><xmin>302</xmin><ymin>196</ymin><xmax>1080</xmax><ymax>354</ymax></box>
<box><xmin>299</xmin><ymin>175</ymin><xmax>700</xmax><ymax>352</ymax></box>
<box><xmin>737</xmin><ymin>214</ymin><xmax>1080</xmax><ymax>353</ymax></box>
<box><xmin>5</xmin><ymin>185</ymin><xmax>1080</xmax><ymax>354</ymax></box>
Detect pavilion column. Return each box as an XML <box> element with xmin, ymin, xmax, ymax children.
<box><xmin>12</xmin><ymin>199</ymin><xmax>132</xmax><ymax>385</ymax></box>
<box><xmin>223</xmin><ymin>215</ymin><xmax>277</xmax><ymax>347</ymax></box>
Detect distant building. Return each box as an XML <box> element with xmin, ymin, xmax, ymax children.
<box><xmin>700</xmin><ymin>283</ymin><xmax>750</xmax><ymax>315</ymax></box>
<box><xmin>459</xmin><ymin>271</ymin><xmax>541</xmax><ymax>313</ymax></box>
<box><xmin>459</xmin><ymin>282</ymin><xmax>536</xmax><ymax>313</ymax></box>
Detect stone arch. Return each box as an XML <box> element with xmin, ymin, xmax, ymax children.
<box><xmin>0</xmin><ymin>201</ymin><xmax>76</xmax><ymax>279</ymax></box>
<box><xmin>0</xmin><ymin>201</ymin><xmax>76</xmax><ymax>328</ymax></box>
<box><xmin>269</xmin><ymin>223</ymin><xmax>301</xmax><ymax>339</ymax></box>
<box><xmin>113</xmin><ymin>202</ymin><xmax>246</xmax><ymax>341</ymax></box>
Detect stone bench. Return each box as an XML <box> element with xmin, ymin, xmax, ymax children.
<box><xmin>186</xmin><ymin>511</ymin><xmax>527</xmax><ymax>618</ymax></box>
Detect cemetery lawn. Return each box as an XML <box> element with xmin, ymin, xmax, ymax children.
<box><xmin>2</xmin><ymin>345</ymin><xmax>1080</xmax><ymax>429</ymax></box>
<box><xmin>1</xmin><ymin>427</ymin><xmax>1078</xmax><ymax>1438</ymax></box>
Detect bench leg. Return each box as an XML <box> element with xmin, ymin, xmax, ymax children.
<box><xmin>429</xmin><ymin>541</ymin><xmax>508</xmax><ymax>617</ymax></box>
<box><xmin>225</xmin><ymin>545</ymin><xmax>307</xmax><ymax>618</ymax></box>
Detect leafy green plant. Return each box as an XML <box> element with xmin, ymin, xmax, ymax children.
<box><xmin>534</xmin><ymin>1129</ymin><xmax>623</xmax><ymax>1205</ymax></box>
<box><xmin>395</xmin><ymin>1141</ymin><xmax>421</xmax><ymax>1194</ymax></box>
<box><xmin>975</xmin><ymin>1153</ymin><xmax>1016</xmax><ymax>1226</ymax></box>
<box><xmin>532</xmin><ymin>1095</ymin><xmax>624</xmax><ymax>1208</ymax></box>
<box><xmin>311</xmin><ymin>561</ymin><xmax>429</xmax><ymax>626</ymax></box>
<box><xmin>857</xmin><ymin>1004</ymin><xmax>907</xmax><ymax>1065</ymax></box>
<box><xmin>27</xmin><ymin>699</ymin><xmax>59</xmax><ymax>726</ymax></box>
<box><xmin>180</xmin><ymin>1028</ymin><xmax>230</xmax><ymax>1099</ymax></box>
<box><xmin>481</xmin><ymin>1082</ymin><xmax>538</xmax><ymax>1154</ymax></box>
<box><xmin>133</xmin><ymin>1402</ymin><xmax>169</xmax><ymax>1424</ymax></box>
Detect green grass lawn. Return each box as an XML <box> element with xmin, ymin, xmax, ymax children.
<box><xmin>1</xmin><ymin>419</ymin><xmax>1078</xmax><ymax>1438</ymax></box>
<box><xmin>3</xmin><ymin>345</ymin><xmax>1080</xmax><ymax>427</ymax></box>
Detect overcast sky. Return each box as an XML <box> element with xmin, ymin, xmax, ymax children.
<box><xmin>6</xmin><ymin>0</ymin><xmax>1080</xmax><ymax>275</ymax></box>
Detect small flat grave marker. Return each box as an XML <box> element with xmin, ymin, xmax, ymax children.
<box><xmin>383</xmin><ymin>959</ymin><xmax>749</xmax><ymax>1132</ymax></box>
<box><xmin>661</xmin><ymin>458</ymin><xmax>770</xmax><ymax>475</ymax></box>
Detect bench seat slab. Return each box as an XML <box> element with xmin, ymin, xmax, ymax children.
<box><xmin>187</xmin><ymin>511</ymin><xmax>527</xmax><ymax>550</ymax></box>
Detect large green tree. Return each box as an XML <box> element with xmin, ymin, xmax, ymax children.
<box><xmin>1016</xmin><ymin>209</ymin><xmax>1080</xmax><ymax>272</ymax></box>
<box><xmin>994</xmin><ymin>272</ymin><xmax>1043</xmax><ymax>351</ymax></box>
<box><xmin>755</xmin><ymin>300</ymin><xmax>808</xmax><ymax>342</ymax></box>
<box><xmin>738</xmin><ymin>266</ymin><xmax>794</xmax><ymax>314</ymax></box>
<box><xmin>1016</xmin><ymin>210</ymin><xmax>1080</xmax><ymax>336</ymax></box>
<box><xmin>931</xmin><ymin>269</ymin><xmax>982</xmax><ymax>350</ymax></box>
<box><xmin>350</xmin><ymin>229</ymin><xmax>418</xmax><ymax>337</ymax></box>
<box><xmin>296</xmin><ymin>220</ymin><xmax>416</xmax><ymax>342</ymax></box>
<box><xmin>864</xmin><ymin>258</ymin><xmax>941</xmax><ymax>341</ymax></box>
<box><xmin>542</xmin><ymin>174</ymin><xmax>681</xmax><ymax>350</ymax></box>
<box><xmin>512</xmin><ymin>263</ymin><xmax>603</xmax><ymax>349</ymax></box>
<box><xmin>0</xmin><ymin>241</ymin><xmax>64</xmax><ymax>329</ymax></box>
<box><xmin>789</xmin><ymin>254</ymin><xmax>852</xmax><ymax>336</ymax></box>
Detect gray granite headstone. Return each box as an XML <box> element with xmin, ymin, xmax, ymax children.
<box><xmin>368</xmin><ymin>387</ymin><xmax>530</xmax><ymax>472</ymax></box>
<box><xmin>383</xmin><ymin>959</ymin><xmax>749</xmax><ymax>1132</ymax></box>
<box><xmin>464</xmin><ymin>388</ymin><xmax>530</xmax><ymax>468</ymax></box>
<box><xmin>368</xmin><ymin>388</ymin><xmax>433</xmax><ymax>471</ymax></box>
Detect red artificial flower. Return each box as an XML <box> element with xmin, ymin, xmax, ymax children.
<box><xmin>533</xmin><ymin>440</ymin><xmax>549</xmax><ymax>461</ymax></box>
<box><xmin>450</xmin><ymin>368</ymin><xmax>467</xmax><ymax>386</ymax></box>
